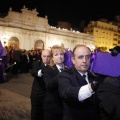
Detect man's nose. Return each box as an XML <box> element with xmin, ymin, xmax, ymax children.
<box><xmin>83</xmin><ymin>57</ymin><xmax>87</xmax><ymax>62</ymax></box>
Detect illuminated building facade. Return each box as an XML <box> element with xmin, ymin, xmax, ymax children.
<box><xmin>84</xmin><ymin>19</ymin><xmax>120</xmax><ymax>52</ymax></box>
<box><xmin>0</xmin><ymin>6</ymin><xmax>94</xmax><ymax>51</ymax></box>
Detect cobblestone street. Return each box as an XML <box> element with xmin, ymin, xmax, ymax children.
<box><xmin>0</xmin><ymin>72</ymin><xmax>33</xmax><ymax>120</ymax></box>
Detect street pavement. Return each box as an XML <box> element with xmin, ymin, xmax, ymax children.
<box><xmin>0</xmin><ymin>72</ymin><xmax>34</xmax><ymax>120</ymax></box>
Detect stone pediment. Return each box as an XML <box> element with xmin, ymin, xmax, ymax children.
<box><xmin>4</xmin><ymin>6</ymin><xmax>50</xmax><ymax>27</ymax></box>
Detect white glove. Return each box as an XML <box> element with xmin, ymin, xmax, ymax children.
<box><xmin>38</xmin><ymin>69</ymin><xmax>43</xmax><ymax>77</ymax></box>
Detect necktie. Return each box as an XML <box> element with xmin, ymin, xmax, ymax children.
<box><xmin>81</xmin><ymin>74</ymin><xmax>87</xmax><ymax>85</ymax></box>
<box><xmin>83</xmin><ymin>75</ymin><xmax>86</xmax><ymax>81</ymax></box>
<box><xmin>60</xmin><ymin>68</ymin><xmax>64</xmax><ymax>72</ymax></box>
<box><xmin>83</xmin><ymin>74</ymin><xmax>89</xmax><ymax>83</ymax></box>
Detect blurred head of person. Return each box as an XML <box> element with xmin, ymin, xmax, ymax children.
<box><xmin>41</xmin><ymin>49</ymin><xmax>51</xmax><ymax>65</ymax></box>
<box><xmin>50</xmin><ymin>45</ymin><xmax>65</xmax><ymax>66</ymax></box>
<box><xmin>72</xmin><ymin>44</ymin><xmax>91</xmax><ymax>74</ymax></box>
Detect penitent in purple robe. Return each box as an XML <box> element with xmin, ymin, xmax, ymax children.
<box><xmin>64</xmin><ymin>50</ymin><xmax>73</xmax><ymax>67</ymax></box>
<box><xmin>0</xmin><ymin>41</ymin><xmax>8</xmax><ymax>82</ymax></box>
<box><xmin>90</xmin><ymin>52</ymin><xmax>120</xmax><ymax>77</ymax></box>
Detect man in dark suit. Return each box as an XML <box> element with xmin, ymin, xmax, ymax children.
<box><xmin>58</xmin><ymin>45</ymin><xmax>101</xmax><ymax>120</ymax></box>
<box><xmin>30</xmin><ymin>49</ymin><xmax>51</xmax><ymax>120</ymax></box>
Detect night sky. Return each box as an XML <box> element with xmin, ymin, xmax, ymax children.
<box><xmin>0</xmin><ymin>0</ymin><xmax>120</xmax><ymax>30</ymax></box>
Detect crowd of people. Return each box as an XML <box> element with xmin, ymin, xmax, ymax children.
<box><xmin>0</xmin><ymin>43</ymin><xmax>120</xmax><ymax>120</ymax></box>
<box><xmin>0</xmin><ymin>46</ymin><xmax>43</xmax><ymax>77</ymax></box>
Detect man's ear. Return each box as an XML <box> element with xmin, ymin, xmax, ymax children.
<box><xmin>71</xmin><ymin>56</ymin><xmax>75</xmax><ymax>64</ymax></box>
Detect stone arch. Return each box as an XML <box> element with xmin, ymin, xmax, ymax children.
<box><xmin>34</xmin><ymin>40</ymin><xmax>44</xmax><ymax>50</ymax></box>
<box><xmin>8</xmin><ymin>37</ymin><xmax>19</xmax><ymax>49</ymax></box>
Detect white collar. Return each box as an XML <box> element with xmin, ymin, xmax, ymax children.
<box><xmin>78</xmin><ymin>72</ymin><xmax>87</xmax><ymax>76</ymax></box>
<box><xmin>44</xmin><ymin>64</ymin><xmax>49</xmax><ymax>66</ymax></box>
<box><xmin>56</xmin><ymin>64</ymin><xmax>64</xmax><ymax>72</ymax></box>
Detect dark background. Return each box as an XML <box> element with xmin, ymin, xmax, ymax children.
<box><xmin>0</xmin><ymin>0</ymin><xmax>120</xmax><ymax>30</ymax></box>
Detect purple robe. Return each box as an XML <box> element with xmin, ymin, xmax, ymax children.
<box><xmin>0</xmin><ymin>41</ymin><xmax>8</xmax><ymax>82</ymax></box>
<box><xmin>64</xmin><ymin>50</ymin><xmax>73</xmax><ymax>67</ymax></box>
<box><xmin>90</xmin><ymin>52</ymin><xmax>120</xmax><ymax>77</ymax></box>
<box><xmin>0</xmin><ymin>41</ymin><xmax>6</xmax><ymax>56</ymax></box>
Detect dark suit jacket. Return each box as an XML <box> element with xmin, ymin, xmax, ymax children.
<box><xmin>58</xmin><ymin>67</ymin><xmax>100</xmax><ymax>120</ymax></box>
<box><xmin>30</xmin><ymin>60</ymin><xmax>46</xmax><ymax>101</ymax></box>
<box><xmin>97</xmin><ymin>77</ymin><xmax>120</xmax><ymax>120</ymax></box>
<box><xmin>43</xmin><ymin>64</ymin><xmax>68</xmax><ymax>113</ymax></box>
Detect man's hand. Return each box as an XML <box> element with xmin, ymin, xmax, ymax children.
<box><xmin>91</xmin><ymin>75</ymin><xmax>104</xmax><ymax>92</ymax></box>
<box><xmin>110</xmin><ymin>49</ymin><xmax>118</xmax><ymax>56</ymax></box>
<box><xmin>91</xmin><ymin>81</ymin><xmax>101</xmax><ymax>92</ymax></box>
<box><xmin>109</xmin><ymin>46</ymin><xmax>120</xmax><ymax>56</ymax></box>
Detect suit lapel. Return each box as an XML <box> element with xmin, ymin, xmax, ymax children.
<box><xmin>40</xmin><ymin>61</ymin><xmax>45</xmax><ymax>68</ymax></box>
<box><xmin>88</xmin><ymin>71</ymin><xmax>95</xmax><ymax>83</ymax></box>
<box><xmin>53</xmin><ymin>65</ymin><xmax>60</xmax><ymax>74</ymax></box>
<box><xmin>73</xmin><ymin>67</ymin><xmax>88</xmax><ymax>85</ymax></box>
<box><xmin>78</xmin><ymin>74</ymin><xmax>88</xmax><ymax>85</ymax></box>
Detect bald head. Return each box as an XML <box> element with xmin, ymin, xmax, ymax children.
<box><xmin>72</xmin><ymin>45</ymin><xmax>91</xmax><ymax>57</ymax></box>
<box><xmin>41</xmin><ymin>49</ymin><xmax>51</xmax><ymax>64</ymax></box>
<box><xmin>42</xmin><ymin>49</ymin><xmax>51</xmax><ymax>55</ymax></box>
